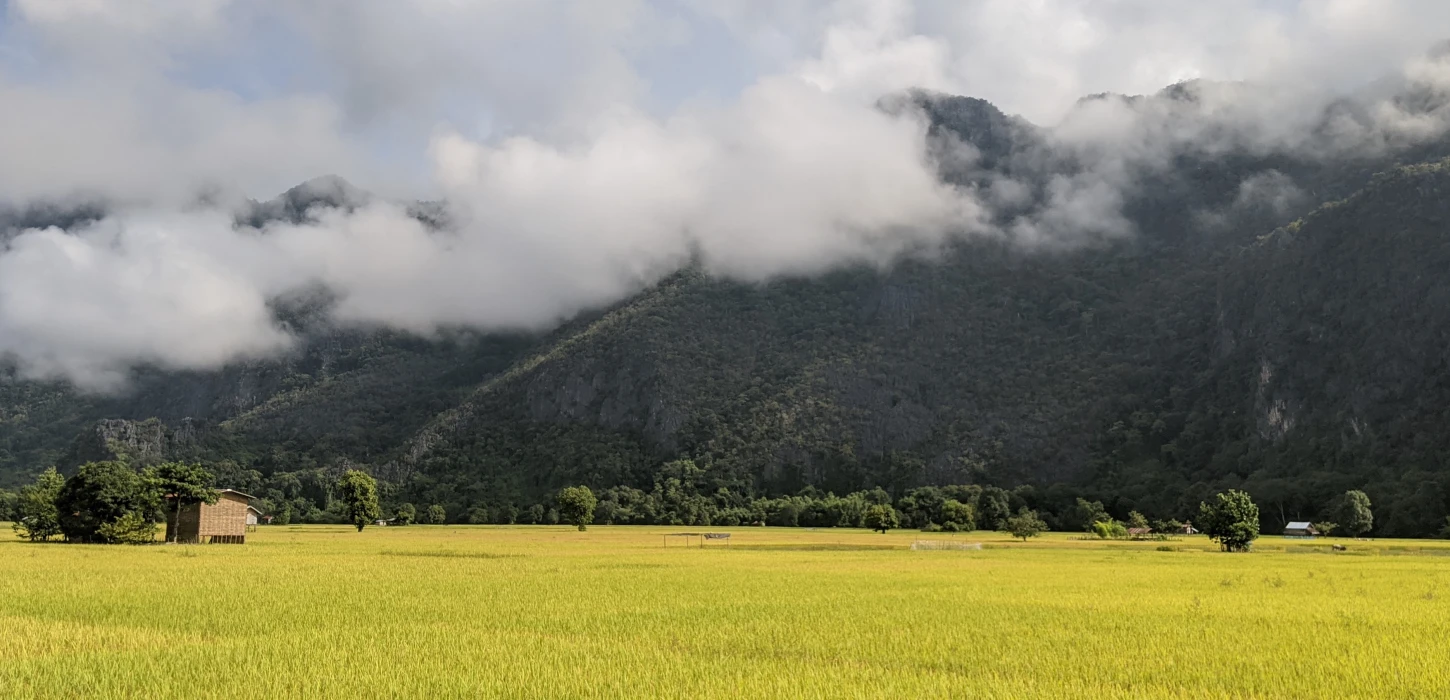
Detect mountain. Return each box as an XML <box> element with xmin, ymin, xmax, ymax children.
<box><xmin>7</xmin><ymin>87</ymin><xmax>1450</xmax><ymax>536</ymax></box>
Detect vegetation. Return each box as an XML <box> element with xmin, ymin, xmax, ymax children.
<box><xmin>11</xmin><ymin>467</ymin><xmax>62</xmax><ymax>541</ymax></box>
<box><xmin>54</xmin><ymin>461</ymin><xmax>159</xmax><ymax>544</ymax></box>
<box><xmin>336</xmin><ymin>470</ymin><xmax>381</xmax><ymax>532</ymax></box>
<box><xmin>1198</xmin><ymin>490</ymin><xmax>1261</xmax><ymax>552</ymax></box>
<box><xmin>393</xmin><ymin>503</ymin><xmax>417</xmax><ymax>526</ymax></box>
<box><xmin>426</xmin><ymin>504</ymin><xmax>446</xmax><ymax>524</ymax></box>
<box><xmin>1336</xmin><ymin>490</ymin><xmax>1374</xmax><ymax>538</ymax></box>
<box><xmin>148</xmin><ymin>462</ymin><xmax>217</xmax><ymax>543</ymax></box>
<box><xmin>1006</xmin><ymin>508</ymin><xmax>1047</xmax><ymax>541</ymax></box>
<box><xmin>863</xmin><ymin>504</ymin><xmax>899</xmax><ymax>533</ymax></box>
<box><xmin>4</xmin><ymin>525</ymin><xmax>1449</xmax><ymax>698</ymax></box>
<box><xmin>556</xmin><ymin>486</ymin><xmax>596</xmax><ymax>532</ymax></box>
<box><xmin>8</xmin><ymin>101</ymin><xmax>1450</xmax><ymax>541</ymax></box>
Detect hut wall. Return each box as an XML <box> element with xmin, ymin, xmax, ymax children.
<box><xmin>198</xmin><ymin>493</ymin><xmax>249</xmax><ymax>540</ymax></box>
<box><xmin>166</xmin><ymin>503</ymin><xmax>203</xmax><ymax>543</ymax></box>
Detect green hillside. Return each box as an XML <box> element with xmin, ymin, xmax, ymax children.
<box><xmin>7</xmin><ymin>91</ymin><xmax>1450</xmax><ymax>536</ymax></box>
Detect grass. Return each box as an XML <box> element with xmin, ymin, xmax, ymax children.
<box><xmin>3</xmin><ymin>526</ymin><xmax>1450</xmax><ymax>698</ymax></box>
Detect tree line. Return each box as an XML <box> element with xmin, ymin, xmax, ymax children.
<box><xmin>3</xmin><ymin>457</ymin><xmax>1405</xmax><ymax>551</ymax></box>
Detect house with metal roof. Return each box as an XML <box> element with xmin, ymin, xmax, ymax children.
<box><xmin>1284</xmin><ymin>521</ymin><xmax>1319</xmax><ymax>537</ymax></box>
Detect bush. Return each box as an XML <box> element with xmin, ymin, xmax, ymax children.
<box><xmin>96</xmin><ymin>511</ymin><xmax>157</xmax><ymax>545</ymax></box>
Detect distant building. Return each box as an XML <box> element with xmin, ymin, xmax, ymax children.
<box><xmin>166</xmin><ymin>489</ymin><xmax>254</xmax><ymax>544</ymax></box>
<box><xmin>1284</xmin><ymin>521</ymin><xmax>1319</xmax><ymax>537</ymax></box>
<box><xmin>1179</xmin><ymin>521</ymin><xmax>1199</xmax><ymax>535</ymax></box>
<box><xmin>246</xmin><ymin>505</ymin><xmax>263</xmax><ymax>529</ymax></box>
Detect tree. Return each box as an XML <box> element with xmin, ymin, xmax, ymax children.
<box><xmin>56</xmin><ymin>461</ymin><xmax>159</xmax><ymax>543</ymax></box>
<box><xmin>1313</xmin><ymin>521</ymin><xmax>1338</xmax><ymax>537</ymax></box>
<box><xmin>1006</xmin><ymin>508</ymin><xmax>1047</xmax><ymax>541</ymax></box>
<box><xmin>426</xmin><ymin>504</ymin><xmax>447</xmax><ymax>524</ymax></box>
<box><xmin>1335</xmin><ymin>490</ymin><xmax>1374</xmax><ymax>538</ymax></box>
<box><xmin>336</xmin><ymin>470</ymin><xmax>381</xmax><ymax>532</ymax></box>
<box><xmin>13</xmin><ymin>467</ymin><xmax>65</xmax><ymax>542</ymax></box>
<box><xmin>393</xmin><ymin>502</ymin><xmax>417</xmax><ymax>526</ymax></box>
<box><xmin>977</xmin><ymin>487</ymin><xmax>1011</xmax><ymax>531</ymax></box>
<box><xmin>1073</xmin><ymin>498</ymin><xmax>1111</xmax><ymax>531</ymax></box>
<box><xmin>940</xmin><ymin>499</ymin><xmax>976</xmax><ymax>531</ymax></box>
<box><xmin>556</xmin><ymin>486</ymin><xmax>597</xmax><ymax>531</ymax></box>
<box><xmin>863</xmin><ymin>504</ymin><xmax>899</xmax><ymax>534</ymax></box>
<box><xmin>1128</xmin><ymin>511</ymin><xmax>1150</xmax><ymax>531</ymax></box>
<box><xmin>1198</xmin><ymin>490</ymin><xmax>1260</xmax><ymax>552</ymax></box>
<box><xmin>146</xmin><ymin>463</ymin><xmax>217</xmax><ymax>543</ymax></box>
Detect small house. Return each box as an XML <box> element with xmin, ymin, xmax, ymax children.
<box><xmin>1284</xmin><ymin>521</ymin><xmax>1319</xmax><ymax>538</ymax></box>
<box><xmin>1128</xmin><ymin>527</ymin><xmax>1152</xmax><ymax>539</ymax></box>
<box><xmin>246</xmin><ymin>505</ymin><xmax>263</xmax><ymax>529</ymax></box>
<box><xmin>1178</xmin><ymin>521</ymin><xmax>1198</xmax><ymax>535</ymax></box>
<box><xmin>166</xmin><ymin>489</ymin><xmax>254</xmax><ymax>544</ymax></box>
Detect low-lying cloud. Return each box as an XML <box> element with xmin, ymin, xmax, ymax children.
<box><xmin>4</xmin><ymin>0</ymin><xmax>1450</xmax><ymax>389</ymax></box>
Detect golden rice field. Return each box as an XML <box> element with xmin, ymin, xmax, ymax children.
<box><xmin>4</xmin><ymin>525</ymin><xmax>1450</xmax><ymax>699</ymax></box>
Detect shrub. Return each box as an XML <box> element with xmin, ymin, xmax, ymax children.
<box><xmin>96</xmin><ymin>511</ymin><xmax>157</xmax><ymax>545</ymax></box>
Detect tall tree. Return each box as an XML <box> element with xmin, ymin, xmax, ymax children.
<box><xmin>336</xmin><ymin>470</ymin><xmax>382</xmax><ymax>532</ymax></box>
<box><xmin>1335</xmin><ymin>490</ymin><xmax>1374</xmax><ymax>538</ymax></box>
<box><xmin>556</xmin><ymin>486</ymin><xmax>597</xmax><ymax>531</ymax></box>
<box><xmin>426</xmin><ymin>504</ymin><xmax>447</xmax><ymax>524</ymax></box>
<box><xmin>55</xmin><ymin>462</ymin><xmax>159</xmax><ymax>544</ymax></box>
<box><xmin>1198</xmin><ymin>490</ymin><xmax>1260</xmax><ymax>552</ymax></box>
<box><xmin>146</xmin><ymin>463</ymin><xmax>217</xmax><ymax>543</ymax></box>
<box><xmin>13</xmin><ymin>467</ymin><xmax>64</xmax><ymax>542</ymax></box>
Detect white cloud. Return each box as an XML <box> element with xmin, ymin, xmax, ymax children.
<box><xmin>4</xmin><ymin>0</ymin><xmax>1450</xmax><ymax>388</ymax></box>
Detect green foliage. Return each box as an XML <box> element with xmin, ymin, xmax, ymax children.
<box><xmin>1313</xmin><ymin>522</ymin><xmax>1338</xmax><ymax>537</ymax></box>
<box><xmin>1128</xmin><ymin>511</ymin><xmax>1150</xmax><ymax>531</ymax></box>
<box><xmin>12</xmin><ymin>146</ymin><xmax>1450</xmax><ymax>538</ymax></box>
<box><xmin>1335</xmin><ymin>491</ymin><xmax>1374</xmax><ymax>537</ymax></box>
<box><xmin>146</xmin><ymin>462</ymin><xmax>217</xmax><ymax>543</ymax></box>
<box><xmin>96</xmin><ymin>510</ymin><xmax>157</xmax><ymax>545</ymax></box>
<box><xmin>336</xmin><ymin>470</ymin><xmax>381</xmax><ymax>532</ymax></box>
<box><xmin>863</xmin><ymin>504</ymin><xmax>899</xmax><ymax>533</ymax></box>
<box><xmin>1073</xmin><ymin>499</ymin><xmax>1112</xmax><ymax>532</ymax></box>
<box><xmin>1199</xmin><ymin>490</ymin><xmax>1260</xmax><ymax>552</ymax></box>
<box><xmin>426</xmin><ymin>504</ymin><xmax>447</xmax><ymax>524</ymax></box>
<box><xmin>394</xmin><ymin>503</ymin><xmax>416</xmax><ymax>526</ymax></box>
<box><xmin>12</xmin><ymin>467</ymin><xmax>64</xmax><ymax>541</ymax></box>
<box><xmin>56</xmin><ymin>461</ymin><xmax>160</xmax><ymax>543</ymax></box>
<box><xmin>941</xmin><ymin>499</ymin><xmax>976</xmax><ymax>531</ymax></box>
<box><xmin>1091</xmin><ymin>520</ymin><xmax>1128</xmax><ymax>539</ymax></box>
<box><xmin>1006</xmin><ymin>508</ymin><xmax>1047</xmax><ymax>541</ymax></box>
<box><xmin>556</xmin><ymin>486</ymin><xmax>596</xmax><ymax>531</ymax></box>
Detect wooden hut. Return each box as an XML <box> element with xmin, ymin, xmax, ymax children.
<box><xmin>166</xmin><ymin>489</ymin><xmax>254</xmax><ymax>544</ymax></box>
<box><xmin>1284</xmin><ymin>521</ymin><xmax>1319</xmax><ymax>538</ymax></box>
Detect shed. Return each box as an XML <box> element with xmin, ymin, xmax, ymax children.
<box><xmin>1128</xmin><ymin>527</ymin><xmax>1153</xmax><ymax>539</ymax></box>
<box><xmin>1179</xmin><ymin>521</ymin><xmax>1199</xmax><ymax>535</ymax></box>
<box><xmin>246</xmin><ymin>505</ymin><xmax>263</xmax><ymax>529</ymax></box>
<box><xmin>166</xmin><ymin>489</ymin><xmax>254</xmax><ymax>544</ymax></box>
<box><xmin>1284</xmin><ymin>521</ymin><xmax>1319</xmax><ymax>538</ymax></box>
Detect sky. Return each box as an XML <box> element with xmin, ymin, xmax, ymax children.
<box><xmin>2</xmin><ymin>0</ymin><xmax>1450</xmax><ymax>388</ymax></box>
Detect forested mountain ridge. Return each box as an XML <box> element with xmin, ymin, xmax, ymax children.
<box><xmin>8</xmin><ymin>85</ymin><xmax>1450</xmax><ymax>535</ymax></box>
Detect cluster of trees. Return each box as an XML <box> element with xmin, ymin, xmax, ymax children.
<box><xmin>8</xmin><ymin>461</ymin><xmax>216</xmax><ymax>544</ymax></box>
<box><xmin>4</xmin><ymin>454</ymin><xmax>1420</xmax><ymax>553</ymax></box>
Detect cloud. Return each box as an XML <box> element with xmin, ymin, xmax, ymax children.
<box><xmin>4</xmin><ymin>0</ymin><xmax>1450</xmax><ymax>389</ymax></box>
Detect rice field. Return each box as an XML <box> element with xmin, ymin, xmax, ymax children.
<box><xmin>3</xmin><ymin>525</ymin><xmax>1450</xmax><ymax>699</ymax></box>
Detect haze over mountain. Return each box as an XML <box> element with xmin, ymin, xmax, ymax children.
<box><xmin>6</xmin><ymin>1</ymin><xmax>1450</xmax><ymax>535</ymax></box>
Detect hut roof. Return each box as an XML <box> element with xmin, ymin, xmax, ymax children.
<box><xmin>217</xmin><ymin>489</ymin><xmax>256</xmax><ymax>500</ymax></box>
<box><xmin>1286</xmin><ymin>521</ymin><xmax>1314</xmax><ymax>530</ymax></box>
